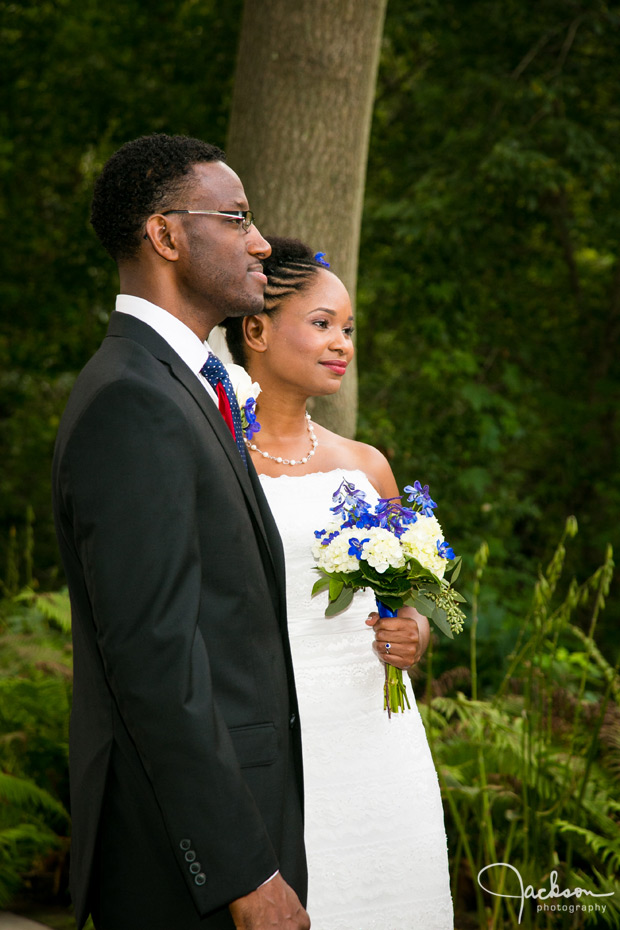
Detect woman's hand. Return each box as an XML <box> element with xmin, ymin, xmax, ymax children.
<box><xmin>366</xmin><ymin>606</ymin><xmax>430</xmax><ymax>670</ymax></box>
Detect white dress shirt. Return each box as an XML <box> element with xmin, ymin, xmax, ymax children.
<box><xmin>115</xmin><ymin>294</ymin><xmax>219</xmax><ymax>404</ymax></box>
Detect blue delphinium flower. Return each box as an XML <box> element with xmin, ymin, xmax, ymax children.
<box><xmin>355</xmin><ymin>512</ymin><xmax>380</xmax><ymax>531</ymax></box>
<box><xmin>242</xmin><ymin>397</ymin><xmax>261</xmax><ymax>440</ymax></box>
<box><xmin>332</xmin><ymin>478</ymin><xmax>361</xmax><ymax>505</ymax></box>
<box><xmin>436</xmin><ymin>540</ymin><xmax>455</xmax><ymax>560</ymax></box>
<box><xmin>331</xmin><ymin>480</ymin><xmax>371</xmax><ymax>521</ymax></box>
<box><xmin>404</xmin><ymin>481</ymin><xmax>437</xmax><ymax>517</ymax></box>
<box><xmin>320</xmin><ymin>530</ymin><xmax>340</xmax><ymax>547</ymax></box>
<box><xmin>348</xmin><ymin>537</ymin><xmax>370</xmax><ymax>558</ymax></box>
<box><xmin>375</xmin><ymin>497</ymin><xmax>418</xmax><ymax>537</ymax></box>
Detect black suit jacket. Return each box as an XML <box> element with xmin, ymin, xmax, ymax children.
<box><xmin>52</xmin><ymin>312</ymin><xmax>306</xmax><ymax>929</ymax></box>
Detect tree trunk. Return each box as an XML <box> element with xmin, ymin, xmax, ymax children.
<box><xmin>226</xmin><ymin>0</ymin><xmax>387</xmax><ymax>437</ymax></box>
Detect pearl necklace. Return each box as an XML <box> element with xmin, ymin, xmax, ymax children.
<box><xmin>245</xmin><ymin>412</ymin><xmax>319</xmax><ymax>466</ymax></box>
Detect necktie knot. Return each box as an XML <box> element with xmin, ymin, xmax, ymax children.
<box><xmin>201</xmin><ymin>352</ymin><xmax>229</xmax><ymax>385</ymax></box>
<box><xmin>200</xmin><ymin>354</ymin><xmax>248</xmax><ymax>467</ymax></box>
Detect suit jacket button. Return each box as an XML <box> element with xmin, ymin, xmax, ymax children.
<box><xmin>289</xmin><ymin>713</ymin><xmax>296</xmax><ymax>729</ymax></box>
<box><xmin>180</xmin><ymin>839</ymin><xmax>191</xmax><ymax>851</ymax></box>
<box><xmin>185</xmin><ymin>850</ymin><xmax>196</xmax><ymax>862</ymax></box>
<box><xmin>189</xmin><ymin>862</ymin><xmax>201</xmax><ymax>874</ymax></box>
<box><xmin>195</xmin><ymin>873</ymin><xmax>206</xmax><ymax>886</ymax></box>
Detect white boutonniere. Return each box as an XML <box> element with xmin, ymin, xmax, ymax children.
<box><xmin>226</xmin><ymin>364</ymin><xmax>261</xmax><ymax>440</ymax></box>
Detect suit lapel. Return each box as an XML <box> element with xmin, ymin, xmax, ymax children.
<box><xmin>104</xmin><ymin>312</ymin><xmax>280</xmax><ymax>584</ymax></box>
<box><xmin>247</xmin><ymin>463</ymin><xmax>288</xmax><ymax>618</ymax></box>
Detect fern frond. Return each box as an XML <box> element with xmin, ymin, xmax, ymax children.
<box><xmin>31</xmin><ymin>589</ymin><xmax>72</xmax><ymax>633</ymax></box>
<box><xmin>556</xmin><ymin>820</ymin><xmax>620</xmax><ymax>872</ymax></box>
<box><xmin>0</xmin><ymin>822</ymin><xmax>61</xmax><ymax>908</ymax></box>
<box><xmin>566</xmin><ymin>866</ymin><xmax>620</xmax><ymax>927</ymax></box>
<box><xmin>0</xmin><ymin>676</ymin><xmax>71</xmax><ymax>730</ymax></box>
<box><xmin>0</xmin><ymin>772</ymin><xmax>69</xmax><ymax>824</ymax></box>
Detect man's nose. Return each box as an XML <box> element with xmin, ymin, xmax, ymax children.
<box><xmin>247</xmin><ymin>223</ymin><xmax>271</xmax><ymax>259</ymax></box>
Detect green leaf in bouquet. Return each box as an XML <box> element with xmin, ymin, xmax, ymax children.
<box><xmin>446</xmin><ymin>555</ymin><xmax>462</xmax><ymax>583</ymax></box>
<box><xmin>430</xmin><ymin>606</ymin><xmax>454</xmax><ymax>639</ymax></box>
<box><xmin>311</xmin><ymin>574</ymin><xmax>331</xmax><ymax>597</ymax></box>
<box><xmin>329</xmin><ymin>577</ymin><xmax>344</xmax><ymax>601</ymax></box>
<box><xmin>406</xmin><ymin>557</ymin><xmax>442</xmax><ymax>586</ymax></box>
<box><xmin>325</xmin><ymin>585</ymin><xmax>355</xmax><ymax>616</ymax></box>
<box><xmin>373</xmin><ymin>592</ymin><xmax>404</xmax><ymax>612</ymax></box>
<box><xmin>372</xmin><ymin>578</ymin><xmax>405</xmax><ymax>598</ymax></box>
<box><xmin>370</xmin><ymin>583</ymin><xmax>409</xmax><ymax>601</ymax></box>
<box><xmin>359</xmin><ymin>564</ymin><xmax>406</xmax><ymax>593</ymax></box>
<box><xmin>412</xmin><ymin>594</ymin><xmax>438</xmax><ymax>617</ymax></box>
<box><xmin>347</xmin><ymin>569</ymin><xmax>368</xmax><ymax>588</ymax></box>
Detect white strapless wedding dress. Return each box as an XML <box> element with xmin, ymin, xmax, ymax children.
<box><xmin>260</xmin><ymin>470</ymin><xmax>454</xmax><ymax>930</ymax></box>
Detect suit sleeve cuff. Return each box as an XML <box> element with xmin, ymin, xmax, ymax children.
<box><xmin>258</xmin><ymin>869</ymin><xmax>279</xmax><ymax>889</ymax></box>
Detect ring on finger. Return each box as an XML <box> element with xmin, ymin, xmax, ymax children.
<box><xmin>385</xmin><ymin>642</ymin><xmax>391</xmax><ymax>654</ymax></box>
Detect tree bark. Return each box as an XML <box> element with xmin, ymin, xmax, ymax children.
<box><xmin>226</xmin><ymin>0</ymin><xmax>388</xmax><ymax>437</ymax></box>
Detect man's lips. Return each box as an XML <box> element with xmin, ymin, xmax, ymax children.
<box><xmin>248</xmin><ymin>266</ymin><xmax>267</xmax><ymax>284</ymax></box>
<box><xmin>320</xmin><ymin>360</ymin><xmax>348</xmax><ymax>374</ymax></box>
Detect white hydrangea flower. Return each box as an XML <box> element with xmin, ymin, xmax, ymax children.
<box><xmin>313</xmin><ymin>527</ymin><xmax>362</xmax><ymax>574</ymax></box>
<box><xmin>225</xmin><ymin>363</ymin><xmax>261</xmax><ymax>407</ymax></box>
<box><xmin>400</xmin><ymin>514</ymin><xmax>447</xmax><ymax>579</ymax></box>
<box><xmin>311</xmin><ymin>521</ymin><xmax>341</xmax><ymax>561</ymax></box>
<box><xmin>360</xmin><ymin>527</ymin><xmax>406</xmax><ymax>574</ymax></box>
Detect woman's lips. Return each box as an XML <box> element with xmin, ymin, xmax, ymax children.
<box><xmin>320</xmin><ymin>360</ymin><xmax>348</xmax><ymax>374</ymax></box>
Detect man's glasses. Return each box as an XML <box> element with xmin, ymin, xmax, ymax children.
<box><xmin>162</xmin><ymin>209</ymin><xmax>255</xmax><ymax>231</ymax></box>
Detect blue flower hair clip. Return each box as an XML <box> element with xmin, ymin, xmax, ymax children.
<box><xmin>314</xmin><ymin>251</ymin><xmax>330</xmax><ymax>268</ymax></box>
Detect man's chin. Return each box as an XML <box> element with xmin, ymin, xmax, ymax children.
<box><xmin>224</xmin><ymin>295</ymin><xmax>266</xmax><ymax>319</ymax></box>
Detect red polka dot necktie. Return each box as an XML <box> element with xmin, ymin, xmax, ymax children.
<box><xmin>200</xmin><ymin>354</ymin><xmax>248</xmax><ymax>468</ymax></box>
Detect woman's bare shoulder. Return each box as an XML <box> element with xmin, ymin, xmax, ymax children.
<box><xmin>316</xmin><ymin>427</ymin><xmax>399</xmax><ymax>498</ymax></box>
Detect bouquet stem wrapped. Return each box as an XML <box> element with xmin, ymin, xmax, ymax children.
<box><xmin>377</xmin><ymin>599</ymin><xmax>411</xmax><ymax>717</ymax></box>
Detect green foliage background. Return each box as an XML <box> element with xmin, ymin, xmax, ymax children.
<box><xmin>2</xmin><ymin>0</ymin><xmax>618</xmax><ymax>662</ymax></box>
<box><xmin>358</xmin><ymin>0</ymin><xmax>620</xmax><ymax>662</ymax></box>
<box><xmin>0</xmin><ymin>586</ymin><xmax>72</xmax><ymax>911</ymax></box>
<box><xmin>1</xmin><ymin>0</ymin><xmax>242</xmax><ymax>588</ymax></box>
<box><xmin>1</xmin><ymin>2</ymin><xmax>620</xmax><ymax>924</ymax></box>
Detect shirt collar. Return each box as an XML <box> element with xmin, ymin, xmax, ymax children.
<box><xmin>115</xmin><ymin>294</ymin><xmax>213</xmax><ymax>374</ymax></box>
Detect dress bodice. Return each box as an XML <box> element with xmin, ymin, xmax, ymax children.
<box><xmin>259</xmin><ymin>469</ymin><xmax>379</xmax><ymax>639</ymax></box>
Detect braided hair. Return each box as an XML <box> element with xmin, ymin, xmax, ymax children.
<box><xmin>223</xmin><ymin>237</ymin><xmax>326</xmax><ymax>366</ymax></box>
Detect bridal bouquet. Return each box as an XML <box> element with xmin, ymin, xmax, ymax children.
<box><xmin>226</xmin><ymin>363</ymin><xmax>261</xmax><ymax>440</ymax></box>
<box><xmin>312</xmin><ymin>479</ymin><xmax>465</xmax><ymax>715</ymax></box>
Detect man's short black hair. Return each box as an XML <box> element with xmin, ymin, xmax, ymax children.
<box><xmin>90</xmin><ymin>133</ymin><xmax>225</xmax><ymax>262</ymax></box>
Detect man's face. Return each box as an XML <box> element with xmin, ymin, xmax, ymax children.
<box><xmin>172</xmin><ymin>161</ymin><xmax>271</xmax><ymax>325</ymax></box>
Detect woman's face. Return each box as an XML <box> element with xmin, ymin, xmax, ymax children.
<box><xmin>257</xmin><ymin>269</ymin><xmax>355</xmax><ymax>396</ymax></box>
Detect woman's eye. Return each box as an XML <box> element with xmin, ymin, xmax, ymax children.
<box><xmin>344</xmin><ymin>326</ymin><xmax>355</xmax><ymax>336</ymax></box>
<box><xmin>313</xmin><ymin>319</ymin><xmax>329</xmax><ymax>329</ymax></box>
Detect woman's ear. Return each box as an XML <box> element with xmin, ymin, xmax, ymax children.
<box><xmin>243</xmin><ymin>314</ymin><xmax>269</xmax><ymax>353</ymax></box>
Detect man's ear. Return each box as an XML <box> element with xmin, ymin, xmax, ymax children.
<box><xmin>143</xmin><ymin>214</ymin><xmax>180</xmax><ymax>262</ymax></box>
<box><xmin>243</xmin><ymin>314</ymin><xmax>269</xmax><ymax>352</ymax></box>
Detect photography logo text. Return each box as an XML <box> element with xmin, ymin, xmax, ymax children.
<box><xmin>478</xmin><ymin>862</ymin><xmax>614</xmax><ymax>923</ymax></box>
